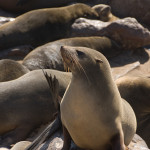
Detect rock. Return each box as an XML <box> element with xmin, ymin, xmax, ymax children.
<box><xmin>71</xmin><ymin>17</ymin><xmax>150</xmax><ymax>49</ymax></box>
<box><xmin>109</xmin><ymin>0</ymin><xmax>150</xmax><ymax>27</ymax></box>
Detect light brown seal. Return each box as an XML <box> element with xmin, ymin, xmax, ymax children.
<box><xmin>92</xmin><ymin>4</ymin><xmax>118</xmax><ymax>22</ymax></box>
<box><xmin>0</xmin><ymin>3</ymin><xmax>98</xmax><ymax>50</ymax></box>
<box><xmin>0</xmin><ymin>59</ymin><xmax>29</xmax><ymax>82</ymax></box>
<box><xmin>22</xmin><ymin>36</ymin><xmax>121</xmax><ymax>71</ymax></box>
<box><xmin>60</xmin><ymin>46</ymin><xmax>137</xmax><ymax>150</ymax></box>
<box><xmin>0</xmin><ymin>69</ymin><xmax>71</xmax><ymax>148</ymax></box>
<box><xmin>116</xmin><ymin>76</ymin><xmax>150</xmax><ymax>147</ymax></box>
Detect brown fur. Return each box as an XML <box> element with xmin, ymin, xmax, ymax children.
<box><xmin>116</xmin><ymin>76</ymin><xmax>150</xmax><ymax>147</ymax></box>
<box><xmin>22</xmin><ymin>36</ymin><xmax>121</xmax><ymax>71</ymax></box>
<box><xmin>0</xmin><ymin>3</ymin><xmax>98</xmax><ymax>50</ymax></box>
<box><xmin>92</xmin><ymin>4</ymin><xmax>118</xmax><ymax>22</ymax></box>
<box><xmin>0</xmin><ymin>69</ymin><xmax>71</xmax><ymax>148</ymax></box>
<box><xmin>0</xmin><ymin>59</ymin><xmax>29</xmax><ymax>82</ymax></box>
<box><xmin>60</xmin><ymin>46</ymin><xmax>136</xmax><ymax>150</ymax></box>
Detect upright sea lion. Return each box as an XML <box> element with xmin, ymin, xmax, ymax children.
<box><xmin>22</xmin><ymin>36</ymin><xmax>121</xmax><ymax>71</ymax></box>
<box><xmin>0</xmin><ymin>59</ymin><xmax>29</xmax><ymax>82</ymax></box>
<box><xmin>60</xmin><ymin>46</ymin><xmax>136</xmax><ymax>149</ymax></box>
<box><xmin>92</xmin><ymin>4</ymin><xmax>118</xmax><ymax>22</ymax></box>
<box><xmin>116</xmin><ymin>76</ymin><xmax>150</xmax><ymax>147</ymax></box>
<box><xmin>0</xmin><ymin>3</ymin><xmax>98</xmax><ymax>50</ymax></box>
<box><xmin>0</xmin><ymin>69</ymin><xmax>71</xmax><ymax>148</ymax></box>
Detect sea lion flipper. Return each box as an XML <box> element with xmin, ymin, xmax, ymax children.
<box><xmin>42</xmin><ymin>69</ymin><xmax>60</xmax><ymax>110</ymax></box>
<box><xmin>111</xmin><ymin>132</ymin><xmax>126</xmax><ymax>150</ymax></box>
<box><xmin>62</xmin><ymin>125</ymin><xmax>72</xmax><ymax>150</ymax></box>
<box><xmin>0</xmin><ymin>125</ymin><xmax>32</xmax><ymax>148</ymax></box>
<box><xmin>25</xmin><ymin>114</ymin><xmax>62</xmax><ymax>150</ymax></box>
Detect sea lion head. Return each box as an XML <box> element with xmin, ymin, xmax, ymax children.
<box><xmin>92</xmin><ymin>4</ymin><xmax>111</xmax><ymax>21</ymax></box>
<box><xmin>60</xmin><ymin>46</ymin><xmax>111</xmax><ymax>81</ymax></box>
<box><xmin>70</xmin><ymin>3</ymin><xmax>99</xmax><ymax>20</ymax></box>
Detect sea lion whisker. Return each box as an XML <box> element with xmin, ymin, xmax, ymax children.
<box><xmin>72</xmin><ymin>55</ymin><xmax>90</xmax><ymax>84</ymax></box>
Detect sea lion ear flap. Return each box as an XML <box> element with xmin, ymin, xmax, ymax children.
<box><xmin>95</xmin><ymin>58</ymin><xmax>103</xmax><ymax>63</ymax></box>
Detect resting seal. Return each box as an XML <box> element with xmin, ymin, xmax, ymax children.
<box><xmin>92</xmin><ymin>4</ymin><xmax>118</xmax><ymax>22</ymax></box>
<box><xmin>60</xmin><ymin>46</ymin><xmax>137</xmax><ymax>149</ymax></box>
<box><xmin>0</xmin><ymin>3</ymin><xmax>98</xmax><ymax>50</ymax></box>
<box><xmin>116</xmin><ymin>76</ymin><xmax>150</xmax><ymax>147</ymax></box>
<box><xmin>0</xmin><ymin>59</ymin><xmax>29</xmax><ymax>82</ymax></box>
<box><xmin>22</xmin><ymin>36</ymin><xmax>121</xmax><ymax>71</ymax></box>
<box><xmin>0</xmin><ymin>69</ymin><xmax>71</xmax><ymax>148</ymax></box>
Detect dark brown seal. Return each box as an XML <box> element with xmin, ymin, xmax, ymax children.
<box><xmin>0</xmin><ymin>59</ymin><xmax>29</xmax><ymax>82</ymax></box>
<box><xmin>116</xmin><ymin>76</ymin><xmax>150</xmax><ymax>148</ymax></box>
<box><xmin>0</xmin><ymin>69</ymin><xmax>71</xmax><ymax>148</ymax></box>
<box><xmin>22</xmin><ymin>36</ymin><xmax>121</xmax><ymax>71</ymax></box>
<box><xmin>0</xmin><ymin>3</ymin><xmax>98</xmax><ymax>50</ymax></box>
<box><xmin>60</xmin><ymin>46</ymin><xmax>137</xmax><ymax>150</ymax></box>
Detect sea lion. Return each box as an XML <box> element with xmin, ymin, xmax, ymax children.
<box><xmin>60</xmin><ymin>46</ymin><xmax>136</xmax><ymax>149</ymax></box>
<box><xmin>0</xmin><ymin>3</ymin><xmax>98</xmax><ymax>51</ymax></box>
<box><xmin>22</xmin><ymin>36</ymin><xmax>121</xmax><ymax>71</ymax></box>
<box><xmin>116</xmin><ymin>76</ymin><xmax>150</xmax><ymax>147</ymax></box>
<box><xmin>0</xmin><ymin>59</ymin><xmax>29</xmax><ymax>82</ymax></box>
<box><xmin>0</xmin><ymin>69</ymin><xmax>71</xmax><ymax>148</ymax></box>
<box><xmin>92</xmin><ymin>4</ymin><xmax>118</xmax><ymax>22</ymax></box>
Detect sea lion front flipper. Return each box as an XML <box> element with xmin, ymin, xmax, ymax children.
<box><xmin>42</xmin><ymin>69</ymin><xmax>60</xmax><ymax>111</ymax></box>
<box><xmin>111</xmin><ymin>133</ymin><xmax>126</xmax><ymax>150</ymax></box>
<box><xmin>62</xmin><ymin>125</ymin><xmax>71</xmax><ymax>150</ymax></box>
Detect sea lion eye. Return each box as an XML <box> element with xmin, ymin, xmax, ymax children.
<box><xmin>76</xmin><ymin>50</ymin><xmax>85</xmax><ymax>57</ymax></box>
<box><xmin>95</xmin><ymin>59</ymin><xmax>103</xmax><ymax>63</ymax></box>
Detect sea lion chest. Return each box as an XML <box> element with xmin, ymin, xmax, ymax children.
<box><xmin>60</xmin><ymin>78</ymin><xmax>120</xmax><ymax>149</ymax></box>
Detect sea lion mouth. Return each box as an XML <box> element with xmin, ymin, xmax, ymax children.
<box><xmin>60</xmin><ymin>46</ymin><xmax>75</xmax><ymax>72</ymax></box>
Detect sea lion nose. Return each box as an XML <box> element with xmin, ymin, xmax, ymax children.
<box><xmin>60</xmin><ymin>46</ymin><xmax>69</xmax><ymax>55</ymax></box>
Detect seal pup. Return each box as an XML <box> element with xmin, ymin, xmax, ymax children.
<box><xmin>116</xmin><ymin>76</ymin><xmax>150</xmax><ymax>147</ymax></box>
<box><xmin>0</xmin><ymin>3</ymin><xmax>98</xmax><ymax>50</ymax></box>
<box><xmin>92</xmin><ymin>4</ymin><xmax>118</xmax><ymax>22</ymax></box>
<box><xmin>60</xmin><ymin>46</ymin><xmax>137</xmax><ymax>150</ymax></box>
<box><xmin>22</xmin><ymin>36</ymin><xmax>121</xmax><ymax>71</ymax></box>
<box><xmin>0</xmin><ymin>59</ymin><xmax>29</xmax><ymax>82</ymax></box>
<box><xmin>0</xmin><ymin>69</ymin><xmax>71</xmax><ymax>148</ymax></box>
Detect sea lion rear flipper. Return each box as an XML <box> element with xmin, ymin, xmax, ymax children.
<box><xmin>25</xmin><ymin>114</ymin><xmax>62</xmax><ymax>150</ymax></box>
<box><xmin>0</xmin><ymin>125</ymin><xmax>33</xmax><ymax>148</ymax></box>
